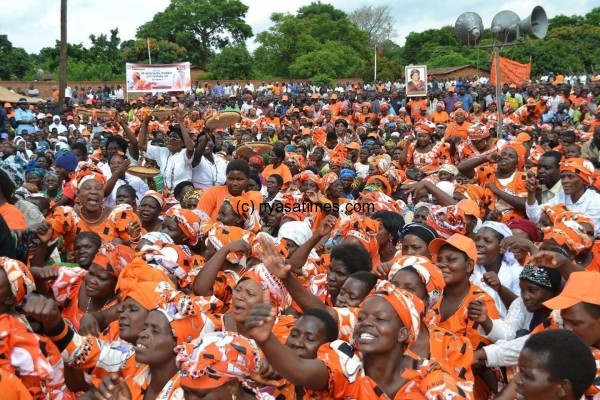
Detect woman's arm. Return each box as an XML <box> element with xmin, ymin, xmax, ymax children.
<box><xmin>137</xmin><ymin>117</ymin><xmax>150</xmax><ymax>152</ymax></box>
<box><xmin>245</xmin><ymin>303</ymin><xmax>330</xmax><ymax>391</ymax></box>
<box><xmin>192</xmin><ymin>240</ymin><xmax>250</xmax><ymax>296</ymax></box>
<box><xmin>177</xmin><ymin>107</ymin><xmax>195</xmax><ymax>159</ymax></box>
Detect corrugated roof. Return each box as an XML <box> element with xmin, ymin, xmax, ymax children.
<box><xmin>0</xmin><ymin>87</ymin><xmax>46</xmax><ymax>103</ymax></box>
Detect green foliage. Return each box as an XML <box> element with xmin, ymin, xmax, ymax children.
<box><xmin>136</xmin><ymin>0</ymin><xmax>252</xmax><ymax>68</ymax></box>
<box><xmin>207</xmin><ymin>44</ymin><xmax>254</xmax><ymax>79</ymax></box>
<box><xmin>121</xmin><ymin>39</ymin><xmax>188</xmax><ymax>64</ymax></box>
<box><xmin>253</xmin><ymin>2</ymin><xmax>369</xmax><ymax>78</ymax></box>
<box><xmin>0</xmin><ymin>35</ymin><xmax>33</xmax><ymax>80</ymax></box>
<box><xmin>309</xmin><ymin>73</ymin><xmax>334</xmax><ymax>87</ymax></box>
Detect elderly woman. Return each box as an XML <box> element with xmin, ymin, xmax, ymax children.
<box><xmin>399</xmin><ymin>123</ymin><xmax>449</xmax><ymax>175</ymax></box>
<box><xmin>46</xmin><ymin>164</ymin><xmax>142</xmax><ymax>249</ymax></box>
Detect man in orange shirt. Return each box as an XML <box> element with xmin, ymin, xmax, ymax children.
<box><xmin>197</xmin><ymin>159</ymin><xmax>263</xmax><ymax>220</ymax></box>
<box><xmin>263</xmin><ymin>148</ymin><xmax>293</xmax><ymax>184</ymax></box>
<box><xmin>327</xmin><ymin>94</ymin><xmax>341</xmax><ymax>117</ymax></box>
<box><xmin>444</xmin><ymin>109</ymin><xmax>472</xmax><ymax>141</ymax></box>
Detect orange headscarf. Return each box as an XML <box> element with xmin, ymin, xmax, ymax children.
<box><xmin>116</xmin><ymin>257</ymin><xmax>171</xmax><ymax>310</ymax></box>
<box><xmin>140</xmin><ymin>242</ymin><xmax>193</xmax><ymax>288</ymax></box>
<box><xmin>366</xmin><ymin>175</ymin><xmax>392</xmax><ymax>196</ymax></box>
<box><xmin>359</xmin><ymin>191</ymin><xmax>404</xmax><ymax>214</ymax></box>
<box><xmin>541</xmin><ymin>203</ymin><xmax>569</xmax><ymax>224</ymax></box>
<box><xmin>92</xmin><ymin>243</ymin><xmax>136</xmax><ymax>278</ymax></box>
<box><xmin>293</xmin><ymin>171</ymin><xmax>322</xmax><ymax>192</ymax></box>
<box><xmin>427</xmin><ymin>205</ymin><xmax>467</xmax><ymax>239</ymax></box>
<box><xmin>165</xmin><ymin>208</ymin><xmax>203</xmax><ymax>246</ymax></box>
<box><xmin>561</xmin><ymin>157</ymin><xmax>596</xmax><ymax>186</ymax></box>
<box><xmin>338</xmin><ymin>217</ymin><xmax>381</xmax><ymax>264</ymax></box>
<box><xmin>388</xmin><ymin>255</ymin><xmax>445</xmax><ymax>309</ymax></box>
<box><xmin>142</xmin><ymin>190</ymin><xmax>166</xmax><ymax>211</ymax></box>
<box><xmin>73</xmin><ymin>163</ymin><xmax>107</xmax><ymax>192</ymax></box>
<box><xmin>321</xmin><ymin>172</ymin><xmax>339</xmax><ymax>194</ymax></box>
<box><xmin>285</xmin><ymin>153</ymin><xmax>307</xmax><ymax>170</ymax></box>
<box><xmin>203</xmin><ymin>222</ymin><xmax>254</xmax><ymax>265</ymax></box>
<box><xmin>504</xmin><ymin>142</ymin><xmax>527</xmax><ymax>169</ymax></box>
<box><xmin>366</xmin><ymin>280</ymin><xmax>423</xmax><ymax>349</ymax></box>
<box><xmin>240</xmin><ymin>263</ymin><xmax>291</xmax><ymax>312</ymax></box>
<box><xmin>0</xmin><ymin>257</ymin><xmax>35</xmax><ymax>306</ymax></box>
<box><xmin>155</xmin><ymin>287</ymin><xmax>215</xmax><ymax>345</ymax></box>
<box><xmin>176</xmin><ymin>332</ymin><xmax>260</xmax><ymax>390</ymax></box>
<box><xmin>543</xmin><ymin>221</ymin><xmax>593</xmax><ymax>255</ymax></box>
<box><xmin>223</xmin><ymin>195</ymin><xmax>261</xmax><ymax>233</ymax></box>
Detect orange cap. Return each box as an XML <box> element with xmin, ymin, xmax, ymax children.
<box><xmin>456</xmin><ymin>199</ymin><xmax>480</xmax><ymax>219</ymax></box>
<box><xmin>170</xmin><ymin>96</ymin><xmax>177</xmax><ymax>103</ymax></box>
<box><xmin>311</xmin><ymin>93</ymin><xmax>321</xmax><ymax>99</ymax></box>
<box><xmin>516</xmin><ymin>132</ymin><xmax>532</xmax><ymax>143</ymax></box>
<box><xmin>543</xmin><ymin>271</ymin><xmax>600</xmax><ymax>310</ymax></box>
<box><xmin>429</xmin><ymin>233</ymin><xmax>477</xmax><ymax>263</ymax></box>
<box><xmin>85</xmin><ymin>99</ymin><xmax>93</xmax><ymax>105</ymax></box>
<box><xmin>330</xmin><ymin>93</ymin><xmax>338</xmax><ymax>100</ymax></box>
<box><xmin>345</xmin><ymin>142</ymin><xmax>361</xmax><ymax>151</ymax></box>
<box><xmin>4</xmin><ymin>103</ymin><xmax>11</xmax><ymax>108</ymax></box>
<box><xmin>281</xmin><ymin>95</ymin><xmax>289</xmax><ymax>101</ymax></box>
<box><xmin>157</xmin><ymin>95</ymin><xmax>164</xmax><ymax>100</ymax></box>
<box><xmin>66</xmin><ymin>115</ymin><xmax>74</xmax><ymax>121</ymax></box>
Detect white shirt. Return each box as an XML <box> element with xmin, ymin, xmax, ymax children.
<box><xmin>482</xmin><ymin>297</ymin><xmax>532</xmax><ymax>368</ymax></box>
<box><xmin>146</xmin><ymin>144</ymin><xmax>194</xmax><ymax>192</ymax></box>
<box><xmin>104</xmin><ymin>172</ymin><xmax>150</xmax><ymax>207</ymax></box>
<box><xmin>49</xmin><ymin>122</ymin><xmax>68</xmax><ymax>134</ymax></box>
<box><xmin>355</xmin><ymin>162</ymin><xmax>369</xmax><ymax>179</ymax></box>
<box><xmin>526</xmin><ymin>189</ymin><xmax>600</xmax><ymax>237</ymax></box>
<box><xmin>191</xmin><ymin>154</ymin><xmax>228</xmax><ymax>190</ymax></box>
<box><xmin>470</xmin><ymin>259</ymin><xmax>522</xmax><ymax>318</ymax></box>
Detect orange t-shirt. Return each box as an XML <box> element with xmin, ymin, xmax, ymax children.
<box><xmin>444</xmin><ymin>121</ymin><xmax>472</xmax><ymax>141</ymax></box>
<box><xmin>197</xmin><ymin>185</ymin><xmax>264</xmax><ymax>221</ymax></box>
<box><xmin>263</xmin><ymin>163</ymin><xmax>293</xmax><ymax>184</ymax></box>
<box><xmin>0</xmin><ymin>203</ymin><xmax>27</xmax><ymax>230</ymax></box>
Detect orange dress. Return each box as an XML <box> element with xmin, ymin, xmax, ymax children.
<box><xmin>263</xmin><ymin>163</ymin><xmax>293</xmax><ymax>184</ymax></box>
<box><xmin>0</xmin><ymin>314</ymin><xmax>73</xmax><ymax>400</ymax></box>
<box><xmin>313</xmin><ymin>340</ymin><xmax>469</xmax><ymax>399</ymax></box>
<box><xmin>444</xmin><ymin>121</ymin><xmax>472</xmax><ymax>141</ymax></box>
<box><xmin>426</xmin><ymin>284</ymin><xmax>499</xmax><ymax>351</ymax></box>
<box><xmin>51</xmin><ymin>266</ymin><xmax>117</xmax><ymax>332</ymax></box>
<box><xmin>48</xmin><ymin>204</ymin><xmax>141</xmax><ymax>250</ymax></box>
<box><xmin>407</xmin><ymin>142</ymin><xmax>451</xmax><ymax>175</ymax></box>
<box><xmin>426</xmin><ymin>284</ymin><xmax>499</xmax><ymax>400</ymax></box>
<box><xmin>475</xmin><ymin>166</ymin><xmax>528</xmax><ymax>222</ymax></box>
<box><xmin>197</xmin><ymin>185</ymin><xmax>263</xmax><ymax>221</ymax></box>
<box><xmin>0</xmin><ymin>202</ymin><xmax>27</xmax><ymax>230</ymax></box>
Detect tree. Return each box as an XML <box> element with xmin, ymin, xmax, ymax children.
<box><xmin>121</xmin><ymin>39</ymin><xmax>188</xmax><ymax>64</ymax></box>
<box><xmin>253</xmin><ymin>2</ymin><xmax>369</xmax><ymax>78</ymax></box>
<box><xmin>208</xmin><ymin>44</ymin><xmax>254</xmax><ymax>79</ymax></box>
<box><xmin>289</xmin><ymin>41</ymin><xmax>364</xmax><ymax>79</ymax></box>
<box><xmin>348</xmin><ymin>5</ymin><xmax>397</xmax><ymax>47</ymax></box>
<box><xmin>0</xmin><ymin>35</ymin><xmax>33</xmax><ymax>80</ymax></box>
<box><xmin>88</xmin><ymin>29</ymin><xmax>123</xmax><ymax>75</ymax></box>
<box><xmin>548</xmin><ymin>14</ymin><xmax>585</xmax><ymax>30</ymax></box>
<box><xmin>136</xmin><ymin>0</ymin><xmax>252</xmax><ymax>68</ymax></box>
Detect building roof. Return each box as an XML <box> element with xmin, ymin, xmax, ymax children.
<box><xmin>428</xmin><ymin>65</ymin><xmax>488</xmax><ymax>75</ymax></box>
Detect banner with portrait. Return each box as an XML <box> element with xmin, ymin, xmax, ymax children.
<box><xmin>126</xmin><ymin>63</ymin><xmax>191</xmax><ymax>93</ymax></box>
<box><xmin>405</xmin><ymin>65</ymin><xmax>428</xmax><ymax>97</ymax></box>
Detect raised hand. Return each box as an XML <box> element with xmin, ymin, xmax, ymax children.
<box><xmin>22</xmin><ymin>294</ymin><xmax>62</xmax><ymax>329</ymax></box>
<box><xmin>30</xmin><ymin>265</ymin><xmax>59</xmax><ymax>281</ymax></box>
<box><xmin>245</xmin><ymin>300</ymin><xmax>277</xmax><ymax>344</ymax></box>
<box><xmin>36</xmin><ymin>222</ymin><xmax>54</xmax><ymax>244</ymax></box>
<box><xmin>315</xmin><ymin>215</ymin><xmax>337</xmax><ymax>238</ymax></box>
<box><xmin>93</xmin><ymin>374</ymin><xmax>132</xmax><ymax>400</ymax></box>
<box><xmin>467</xmin><ymin>299</ymin><xmax>488</xmax><ymax>323</ymax></box>
<box><xmin>257</xmin><ymin>235</ymin><xmax>291</xmax><ymax>280</ymax></box>
<box><xmin>481</xmin><ymin>271</ymin><xmax>501</xmax><ymax>292</ymax></box>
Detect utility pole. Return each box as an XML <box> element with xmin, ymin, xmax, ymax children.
<box><xmin>58</xmin><ymin>0</ymin><xmax>67</xmax><ymax>108</ymax></box>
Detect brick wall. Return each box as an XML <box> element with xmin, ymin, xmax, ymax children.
<box><xmin>0</xmin><ymin>78</ymin><xmax>365</xmax><ymax>100</ymax></box>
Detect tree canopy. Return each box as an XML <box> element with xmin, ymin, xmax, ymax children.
<box><xmin>0</xmin><ymin>3</ymin><xmax>598</xmax><ymax>82</ymax></box>
<box><xmin>136</xmin><ymin>0</ymin><xmax>252</xmax><ymax>68</ymax></box>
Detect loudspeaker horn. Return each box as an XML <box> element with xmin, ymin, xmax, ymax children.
<box><xmin>518</xmin><ymin>6</ymin><xmax>548</xmax><ymax>39</ymax></box>
<box><xmin>455</xmin><ymin>12</ymin><xmax>484</xmax><ymax>45</ymax></box>
<box><xmin>491</xmin><ymin>10</ymin><xmax>521</xmax><ymax>42</ymax></box>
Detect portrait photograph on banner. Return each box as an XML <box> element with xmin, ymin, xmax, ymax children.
<box><xmin>405</xmin><ymin>65</ymin><xmax>428</xmax><ymax>97</ymax></box>
<box><xmin>126</xmin><ymin>62</ymin><xmax>192</xmax><ymax>93</ymax></box>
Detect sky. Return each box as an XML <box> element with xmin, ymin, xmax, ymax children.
<box><xmin>1</xmin><ymin>0</ymin><xmax>596</xmax><ymax>54</ymax></box>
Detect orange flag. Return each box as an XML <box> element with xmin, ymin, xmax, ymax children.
<box><xmin>490</xmin><ymin>55</ymin><xmax>531</xmax><ymax>85</ymax></box>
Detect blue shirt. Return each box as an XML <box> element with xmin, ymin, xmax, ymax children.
<box><xmin>213</xmin><ymin>85</ymin><xmax>223</xmax><ymax>95</ymax></box>
<box><xmin>14</xmin><ymin>108</ymin><xmax>35</xmax><ymax>135</ymax></box>
<box><xmin>457</xmin><ymin>94</ymin><xmax>473</xmax><ymax>111</ymax></box>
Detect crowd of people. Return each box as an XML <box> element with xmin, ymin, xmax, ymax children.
<box><xmin>0</xmin><ymin>75</ymin><xmax>599</xmax><ymax>400</ymax></box>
